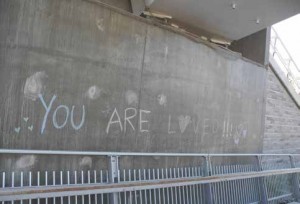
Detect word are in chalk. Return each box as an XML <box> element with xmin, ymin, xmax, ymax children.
<box><xmin>106</xmin><ymin>108</ymin><xmax>151</xmax><ymax>134</ymax></box>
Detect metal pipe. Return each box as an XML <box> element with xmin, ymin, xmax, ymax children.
<box><xmin>0</xmin><ymin>148</ymin><xmax>300</xmax><ymax>157</ymax></box>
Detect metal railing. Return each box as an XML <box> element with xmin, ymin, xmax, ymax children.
<box><xmin>270</xmin><ymin>27</ymin><xmax>300</xmax><ymax>94</ymax></box>
<box><xmin>1</xmin><ymin>149</ymin><xmax>300</xmax><ymax>204</ymax></box>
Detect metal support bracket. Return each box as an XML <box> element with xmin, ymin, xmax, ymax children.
<box><xmin>289</xmin><ymin>156</ymin><xmax>300</xmax><ymax>201</ymax></box>
<box><xmin>256</xmin><ymin>156</ymin><xmax>268</xmax><ymax>204</ymax></box>
<box><xmin>204</xmin><ymin>156</ymin><xmax>213</xmax><ymax>204</ymax></box>
<box><xmin>108</xmin><ymin>155</ymin><xmax>119</xmax><ymax>204</ymax></box>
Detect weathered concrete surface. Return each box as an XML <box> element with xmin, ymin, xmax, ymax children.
<box><xmin>89</xmin><ymin>0</ymin><xmax>132</xmax><ymax>11</ymax></box>
<box><xmin>0</xmin><ymin>0</ymin><xmax>266</xmax><ymax>170</ymax></box>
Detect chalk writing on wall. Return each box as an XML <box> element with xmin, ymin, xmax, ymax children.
<box><xmin>105</xmin><ymin>108</ymin><xmax>151</xmax><ymax>134</ymax></box>
<box><xmin>23</xmin><ymin>93</ymin><xmax>250</xmax><ymax>145</ymax></box>
<box><xmin>39</xmin><ymin>94</ymin><xmax>85</xmax><ymax>134</ymax></box>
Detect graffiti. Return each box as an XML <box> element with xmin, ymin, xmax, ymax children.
<box><xmin>178</xmin><ymin>115</ymin><xmax>191</xmax><ymax>133</ymax></box>
<box><xmin>106</xmin><ymin>107</ymin><xmax>151</xmax><ymax>134</ymax></box>
<box><xmin>39</xmin><ymin>94</ymin><xmax>85</xmax><ymax>134</ymax></box>
<box><xmin>167</xmin><ymin>114</ymin><xmax>248</xmax><ymax>145</ymax></box>
<box><xmin>34</xmin><ymin>93</ymin><xmax>248</xmax><ymax>145</ymax></box>
<box><xmin>14</xmin><ymin>116</ymin><xmax>33</xmax><ymax>134</ymax></box>
<box><xmin>14</xmin><ymin>127</ymin><xmax>20</xmax><ymax>133</ymax></box>
<box><xmin>168</xmin><ymin>115</ymin><xmax>176</xmax><ymax>134</ymax></box>
<box><xmin>10</xmin><ymin>87</ymin><xmax>251</xmax><ymax>146</ymax></box>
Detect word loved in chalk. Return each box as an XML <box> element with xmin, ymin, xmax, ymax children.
<box><xmin>39</xmin><ymin>94</ymin><xmax>85</xmax><ymax>134</ymax></box>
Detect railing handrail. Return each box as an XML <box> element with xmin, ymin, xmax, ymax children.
<box><xmin>0</xmin><ymin>148</ymin><xmax>299</xmax><ymax>157</ymax></box>
<box><xmin>1</xmin><ymin>167</ymin><xmax>300</xmax><ymax>202</ymax></box>
<box><xmin>271</xmin><ymin>27</ymin><xmax>300</xmax><ymax>73</ymax></box>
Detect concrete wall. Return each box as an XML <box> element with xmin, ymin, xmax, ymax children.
<box><xmin>0</xmin><ymin>0</ymin><xmax>267</xmax><ymax>170</ymax></box>
<box><xmin>94</xmin><ymin>0</ymin><xmax>132</xmax><ymax>12</ymax></box>
<box><xmin>263</xmin><ymin>66</ymin><xmax>300</xmax><ymax>154</ymax></box>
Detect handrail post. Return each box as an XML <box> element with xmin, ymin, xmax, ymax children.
<box><xmin>255</xmin><ymin>156</ymin><xmax>268</xmax><ymax>204</ymax></box>
<box><xmin>289</xmin><ymin>155</ymin><xmax>300</xmax><ymax>201</ymax></box>
<box><xmin>204</xmin><ymin>156</ymin><xmax>213</xmax><ymax>204</ymax></box>
<box><xmin>108</xmin><ymin>155</ymin><xmax>119</xmax><ymax>204</ymax></box>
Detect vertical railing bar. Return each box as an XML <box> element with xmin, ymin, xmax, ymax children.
<box><xmin>192</xmin><ymin>167</ymin><xmax>196</xmax><ymax>203</ymax></box>
<box><xmin>165</xmin><ymin>168</ymin><xmax>169</xmax><ymax>204</ymax></box>
<box><xmin>29</xmin><ymin>171</ymin><xmax>32</xmax><ymax>204</ymax></box>
<box><xmin>188</xmin><ymin>167</ymin><xmax>192</xmax><ymax>204</ymax></box>
<box><xmin>144</xmin><ymin>169</ymin><xmax>148</xmax><ymax>204</ymax></box>
<box><xmin>74</xmin><ymin>171</ymin><xmax>78</xmax><ymax>204</ymax></box>
<box><xmin>60</xmin><ymin>171</ymin><xmax>63</xmax><ymax>203</ymax></box>
<box><xmin>153</xmin><ymin>169</ymin><xmax>157</xmax><ymax>204</ymax></box>
<box><xmin>11</xmin><ymin>172</ymin><xmax>14</xmax><ymax>188</ymax></box>
<box><xmin>88</xmin><ymin>170</ymin><xmax>91</xmax><ymax>204</ymax></box>
<box><xmin>149</xmin><ymin>169</ymin><xmax>153</xmax><ymax>204</ymax></box>
<box><xmin>135</xmin><ymin>169</ymin><xmax>138</xmax><ymax>204</ymax></box>
<box><xmin>225</xmin><ymin>166</ymin><xmax>231</xmax><ymax>204</ymax></box>
<box><xmin>233</xmin><ymin>165</ymin><xmax>238</xmax><ymax>204</ymax></box>
<box><xmin>100</xmin><ymin>170</ymin><xmax>103</xmax><ymax>204</ymax></box>
<box><xmin>236</xmin><ymin>165</ymin><xmax>240</xmax><ymax>204</ymax></box>
<box><xmin>185</xmin><ymin>167</ymin><xmax>190</xmax><ymax>204</ymax></box>
<box><xmin>157</xmin><ymin>169</ymin><xmax>161</xmax><ymax>204</ymax></box>
<box><xmin>2</xmin><ymin>172</ymin><xmax>5</xmax><ymax>189</ymax></box>
<box><xmin>162</xmin><ymin>168</ymin><xmax>166</xmax><ymax>204</ymax></box>
<box><xmin>121</xmin><ymin>170</ymin><xmax>125</xmax><ymax>204</ymax></box>
<box><xmin>240</xmin><ymin>165</ymin><xmax>246</xmax><ymax>204</ymax></box>
<box><xmin>181</xmin><ymin>167</ymin><xmax>186</xmax><ymax>204</ymax></box>
<box><xmin>107</xmin><ymin>170</ymin><xmax>110</xmax><ymax>203</ymax></box>
<box><xmin>37</xmin><ymin>171</ymin><xmax>40</xmax><ymax>204</ymax></box>
<box><xmin>133</xmin><ymin>169</ymin><xmax>140</xmax><ymax>203</ymax></box>
<box><xmin>176</xmin><ymin>168</ymin><xmax>181</xmax><ymax>204</ymax></box>
<box><xmin>169</xmin><ymin>168</ymin><xmax>173</xmax><ymax>204</ymax></box>
<box><xmin>81</xmin><ymin>170</ymin><xmax>85</xmax><ymax>204</ymax></box>
<box><xmin>226</xmin><ymin>165</ymin><xmax>231</xmax><ymax>204</ymax></box>
<box><xmin>45</xmin><ymin>171</ymin><xmax>48</xmax><ymax>204</ymax></box>
<box><xmin>129</xmin><ymin>189</ymin><xmax>132</xmax><ymax>204</ymax></box>
<box><xmin>194</xmin><ymin>167</ymin><xmax>199</xmax><ymax>204</ymax></box>
<box><xmin>20</xmin><ymin>172</ymin><xmax>23</xmax><ymax>204</ymax></box>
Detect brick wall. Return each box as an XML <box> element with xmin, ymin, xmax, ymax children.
<box><xmin>263</xmin><ymin>67</ymin><xmax>300</xmax><ymax>154</ymax></box>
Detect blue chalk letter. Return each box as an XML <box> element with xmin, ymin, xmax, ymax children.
<box><xmin>39</xmin><ymin>94</ymin><xmax>57</xmax><ymax>134</ymax></box>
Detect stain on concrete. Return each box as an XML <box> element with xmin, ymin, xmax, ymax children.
<box><xmin>96</xmin><ymin>18</ymin><xmax>105</xmax><ymax>32</ymax></box>
<box><xmin>125</xmin><ymin>90</ymin><xmax>138</xmax><ymax>105</ymax></box>
<box><xmin>85</xmin><ymin>85</ymin><xmax>101</xmax><ymax>100</ymax></box>
<box><xmin>79</xmin><ymin>156</ymin><xmax>92</xmax><ymax>168</ymax></box>
<box><xmin>16</xmin><ymin>155</ymin><xmax>36</xmax><ymax>169</ymax></box>
<box><xmin>24</xmin><ymin>71</ymin><xmax>47</xmax><ymax>101</ymax></box>
<box><xmin>157</xmin><ymin>94</ymin><xmax>167</xmax><ymax>106</ymax></box>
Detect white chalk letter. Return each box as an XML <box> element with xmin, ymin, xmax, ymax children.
<box><xmin>168</xmin><ymin>115</ymin><xmax>176</xmax><ymax>134</ymax></box>
<box><xmin>124</xmin><ymin>108</ymin><xmax>137</xmax><ymax>132</ymax></box>
<box><xmin>106</xmin><ymin>108</ymin><xmax>123</xmax><ymax>134</ymax></box>
<box><xmin>139</xmin><ymin>109</ymin><xmax>151</xmax><ymax>133</ymax></box>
